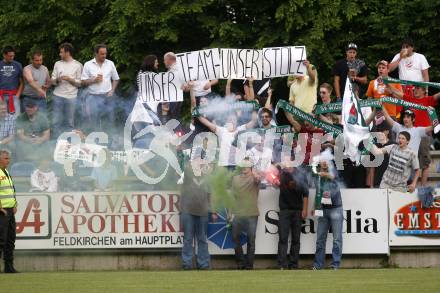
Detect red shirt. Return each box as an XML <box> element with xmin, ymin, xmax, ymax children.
<box><xmin>403</xmin><ymin>93</ymin><xmax>437</xmax><ymax>127</ymax></box>
<box><xmin>292</xmin><ymin>126</ymin><xmax>324</xmax><ymax>165</ymax></box>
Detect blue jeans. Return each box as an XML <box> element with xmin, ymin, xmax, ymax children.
<box><xmin>181</xmin><ymin>212</ymin><xmax>210</xmax><ymax>269</ymax></box>
<box><xmin>232</xmin><ymin>216</ymin><xmax>258</xmax><ymax>269</ymax></box>
<box><xmin>52</xmin><ymin>95</ymin><xmax>77</xmax><ymax>138</ymax></box>
<box><xmin>84</xmin><ymin>93</ymin><xmax>115</xmax><ymax>133</ymax></box>
<box><xmin>313</xmin><ymin>207</ymin><xmax>343</xmax><ymax>269</ymax></box>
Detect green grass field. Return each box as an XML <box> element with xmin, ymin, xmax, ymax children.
<box><xmin>1</xmin><ymin>269</ymin><xmax>439</xmax><ymax>293</ymax></box>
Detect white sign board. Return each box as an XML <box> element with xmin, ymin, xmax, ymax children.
<box><xmin>175</xmin><ymin>49</ymin><xmax>222</xmax><ymax>82</ymax></box>
<box><xmin>208</xmin><ymin>188</ymin><xmax>389</xmax><ymax>255</ymax></box>
<box><xmin>16</xmin><ymin>189</ymin><xmax>389</xmax><ymax>254</ymax></box>
<box><xmin>137</xmin><ymin>72</ymin><xmax>183</xmax><ymax>103</ymax></box>
<box><xmin>388</xmin><ymin>189</ymin><xmax>440</xmax><ymax>246</ymax></box>
<box><xmin>262</xmin><ymin>46</ymin><xmax>307</xmax><ymax>78</ymax></box>
<box><xmin>16</xmin><ymin>191</ymin><xmax>182</xmax><ymax>249</ymax></box>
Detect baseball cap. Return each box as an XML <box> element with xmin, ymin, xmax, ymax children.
<box><xmin>403</xmin><ymin>109</ymin><xmax>415</xmax><ymax>117</ymax></box>
<box><xmin>376</xmin><ymin>60</ymin><xmax>389</xmax><ymax>67</ymax></box>
<box><xmin>346</xmin><ymin>43</ymin><xmax>358</xmax><ymax>51</ymax></box>
<box><xmin>24</xmin><ymin>99</ymin><xmax>37</xmax><ymax>108</ymax></box>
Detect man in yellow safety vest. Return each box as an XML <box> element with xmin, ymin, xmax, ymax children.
<box><xmin>0</xmin><ymin>149</ymin><xmax>19</xmax><ymax>273</ymax></box>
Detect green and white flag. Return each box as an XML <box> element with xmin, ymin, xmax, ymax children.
<box><xmin>341</xmin><ymin>78</ymin><xmax>370</xmax><ymax>164</ymax></box>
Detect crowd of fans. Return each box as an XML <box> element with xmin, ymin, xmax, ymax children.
<box><xmin>0</xmin><ymin>39</ymin><xmax>438</xmax><ymax>270</ymax></box>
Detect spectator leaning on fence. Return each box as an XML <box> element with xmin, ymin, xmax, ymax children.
<box><xmin>372</xmin><ymin>131</ymin><xmax>420</xmax><ymax>193</ymax></box>
<box><xmin>51</xmin><ymin>43</ymin><xmax>83</xmax><ymax>138</ymax></box>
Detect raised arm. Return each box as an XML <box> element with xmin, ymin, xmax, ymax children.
<box><xmin>389</xmin><ymin>51</ymin><xmax>405</xmax><ymax>73</ymax></box>
<box><xmin>245</xmin><ymin>77</ymin><xmax>255</xmax><ymax>101</ymax></box>
<box><xmin>386</xmin><ymin>83</ymin><xmax>403</xmax><ymax>99</ymax></box>
<box><xmin>364</xmin><ymin>108</ymin><xmax>377</xmax><ymax>125</ymax></box>
<box><xmin>382</xmin><ymin>105</ymin><xmax>395</xmax><ymax>128</ymax></box>
<box><xmin>334</xmin><ymin>76</ymin><xmax>341</xmax><ymax>100</ymax></box>
<box><xmin>188</xmin><ymin>82</ymin><xmax>196</xmax><ymax>112</ymax></box>
<box><xmin>285</xmin><ymin>111</ymin><xmax>302</xmax><ymax>133</ymax></box>
<box><xmin>197</xmin><ymin>116</ymin><xmax>217</xmax><ymax>133</ymax></box>
<box><xmin>244</xmin><ymin>111</ymin><xmax>258</xmax><ymax>129</ymax></box>
<box><xmin>303</xmin><ymin>60</ymin><xmax>316</xmax><ymax>85</ymax></box>
<box><xmin>225</xmin><ymin>79</ymin><xmax>232</xmax><ymax>96</ymax></box>
<box><xmin>264</xmin><ymin>88</ymin><xmax>273</xmax><ymax>111</ymax></box>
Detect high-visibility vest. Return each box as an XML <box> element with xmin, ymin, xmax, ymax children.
<box><xmin>0</xmin><ymin>168</ymin><xmax>16</xmax><ymax>208</ymax></box>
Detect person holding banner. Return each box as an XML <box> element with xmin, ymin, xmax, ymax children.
<box><xmin>316</xmin><ymin>83</ymin><xmax>341</xmax><ymax>125</ymax></box>
<box><xmin>332</xmin><ymin>43</ymin><xmax>368</xmax><ymax>100</ymax></box>
<box><xmin>402</xmin><ymin>86</ymin><xmax>440</xmax><ymax>185</ymax></box>
<box><xmin>383</xmin><ymin>107</ymin><xmax>433</xmax><ymax>155</ymax></box>
<box><xmin>164</xmin><ymin>52</ymin><xmax>186</xmax><ymax>117</ymax></box>
<box><xmin>288</xmin><ymin>60</ymin><xmax>317</xmax><ymax>114</ymax></box>
<box><xmin>311</xmin><ymin>151</ymin><xmax>343</xmax><ymax>270</ymax></box>
<box><xmin>366</xmin><ymin>60</ymin><xmax>403</xmax><ymax>120</ymax></box>
<box><xmin>198</xmin><ymin>112</ymin><xmax>257</xmax><ymax>168</ymax></box>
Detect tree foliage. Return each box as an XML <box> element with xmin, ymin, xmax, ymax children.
<box><xmin>1</xmin><ymin>0</ymin><xmax>439</xmax><ymax>93</ymax></box>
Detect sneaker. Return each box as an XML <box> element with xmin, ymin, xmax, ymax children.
<box><xmin>311</xmin><ymin>266</ymin><xmax>319</xmax><ymax>270</ymax></box>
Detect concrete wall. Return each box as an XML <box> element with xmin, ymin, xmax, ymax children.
<box><xmin>3</xmin><ymin>249</ymin><xmax>438</xmax><ymax>272</ymax></box>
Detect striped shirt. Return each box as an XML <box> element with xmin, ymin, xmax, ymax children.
<box><xmin>381</xmin><ymin>145</ymin><xmax>419</xmax><ymax>188</ymax></box>
<box><xmin>0</xmin><ymin>114</ymin><xmax>15</xmax><ymax>140</ymax></box>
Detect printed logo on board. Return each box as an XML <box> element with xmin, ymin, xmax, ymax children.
<box><xmin>16</xmin><ymin>195</ymin><xmax>51</xmax><ymax>239</ymax></box>
<box><xmin>394</xmin><ymin>197</ymin><xmax>440</xmax><ymax>236</ymax></box>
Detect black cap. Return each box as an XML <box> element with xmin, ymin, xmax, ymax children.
<box><xmin>24</xmin><ymin>100</ymin><xmax>37</xmax><ymax>108</ymax></box>
<box><xmin>346</xmin><ymin>43</ymin><xmax>358</xmax><ymax>51</ymax></box>
<box><xmin>403</xmin><ymin>109</ymin><xmax>415</xmax><ymax>117</ymax></box>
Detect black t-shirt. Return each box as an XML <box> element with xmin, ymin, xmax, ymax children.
<box><xmin>332</xmin><ymin>58</ymin><xmax>369</xmax><ymax>98</ymax></box>
<box><xmin>279</xmin><ymin>169</ymin><xmax>309</xmax><ymax>210</ymax></box>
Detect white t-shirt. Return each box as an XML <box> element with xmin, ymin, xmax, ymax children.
<box><xmin>215</xmin><ymin>125</ymin><xmax>246</xmax><ymax>166</ymax></box>
<box><xmin>192</xmin><ymin>80</ymin><xmax>211</xmax><ymax>97</ymax></box>
<box><xmin>391</xmin><ymin>52</ymin><xmax>430</xmax><ymax>82</ymax></box>
<box><xmin>51</xmin><ymin>59</ymin><xmax>83</xmax><ymax>99</ymax></box>
<box><xmin>246</xmin><ymin>146</ymin><xmax>273</xmax><ymax>172</ymax></box>
<box><xmin>392</xmin><ymin>122</ymin><xmax>427</xmax><ymax>152</ymax></box>
<box><xmin>81</xmin><ymin>58</ymin><xmax>120</xmax><ymax>95</ymax></box>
